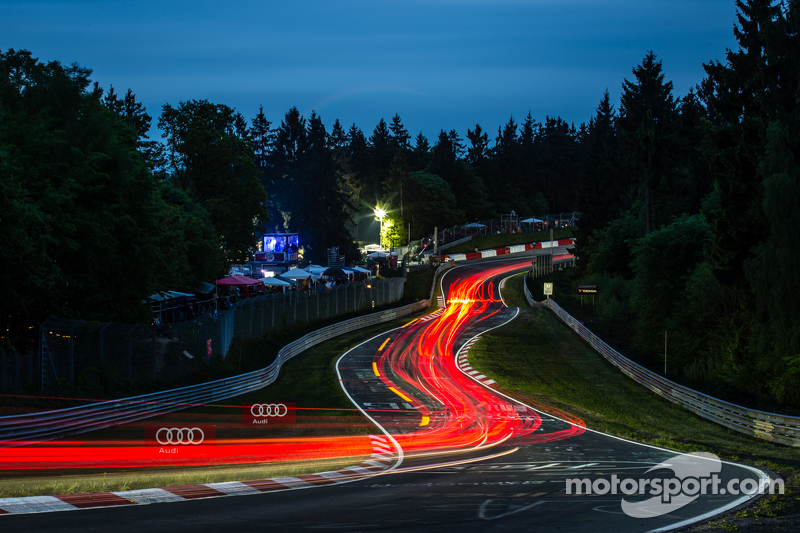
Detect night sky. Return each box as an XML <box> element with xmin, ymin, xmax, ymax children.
<box><xmin>3</xmin><ymin>0</ymin><xmax>738</xmax><ymax>142</ymax></box>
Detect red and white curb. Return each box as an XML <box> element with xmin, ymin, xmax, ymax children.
<box><xmin>0</xmin><ymin>435</ymin><xmax>397</xmax><ymax>516</ymax></box>
<box><xmin>418</xmin><ymin>308</ymin><xmax>444</xmax><ymax>322</ymax></box>
<box><xmin>444</xmin><ymin>238</ymin><xmax>575</xmax><ymax>262</ymax></box>
<box><xmin>456</xmin><ymin>338</ymin><xmax>496</xmax><ymax>387</ymax></box>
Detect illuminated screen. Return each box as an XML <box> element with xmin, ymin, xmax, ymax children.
<box><xmin>263</xmin><ymin>235</ymin><xmax>299</xmax><ymax>253</ymax></box>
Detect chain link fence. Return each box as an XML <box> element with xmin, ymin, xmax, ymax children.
<box><xmin>1</xmin><ymin>351</ymin><xmax>36</xmax><ymax>392</ymax></box>
<box><xmin>37</xmin><ymin>278</ymin><xmax>406</xmax><ymax>390</ymax></box>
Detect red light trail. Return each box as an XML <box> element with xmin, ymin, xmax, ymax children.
<box><xmin>373</xmin><ymin>260</ymin><xmax>584</xmax><ymax>459</ymax></box>
<box><xmin>1</xmin><ymin>258</ymin><xmax>583</xmax><ymax>472</ymax></box>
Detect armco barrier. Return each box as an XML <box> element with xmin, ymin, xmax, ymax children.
<box><xmin>544</xmin><ymin>298</ymin><xmax>800</xmax><ymax>447</ymax></box>
<box><xmin>0</xmin><ymin>266</ymin><xmax>448</xmax><ymax>445</ymax></box>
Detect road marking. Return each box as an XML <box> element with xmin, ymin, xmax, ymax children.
<box><xmin>420</xmin><ymin>416</ymin><xmax>430</xmax><ymax>426</ymax></box>
<box><xmin>525</xmin><ymin>463</ymin><xmax>561</xmax><ymax>471</ymax></box>
<box><xmin>478</xmin><ymin>499</ymin><xmax>545</xmax><ymax>520</ymax></box>
<box><xmin>567</xmin><ymin>462</ymin><xmax>600</xmax><ymax>470</ymax></box>
<box><xmin>378</xmin><ymin>337</ymin><xmax>391</xmax><ymax>351</ymax></box>
<box><xmin>389</xmin><ymin>387</ymin><xmax>413</xmax><ymax>403</ymax></box>
<box><xmin>372</xmin><ymin>362</ymin><xmax>380</xmax><ymax>377</ymax></box>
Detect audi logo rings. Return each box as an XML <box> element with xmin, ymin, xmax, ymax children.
<box><xmin>250</xmin><ymin>403</ymin><xmax>288</xmax><ymax>417</ymax></box>
<box><xmin>155</xmin><ymin>427</ymin><xmax>205</xmax><ymax>445</ymax></box>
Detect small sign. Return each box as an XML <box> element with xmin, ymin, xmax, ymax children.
<box><xmin>145</xmin><ymin>425</ymin><xmax>216</xmax><ymax>447</ymax></box>
<box><xmin>577</xmin><ymin>284</ymin><xmax>598</xmax><ymax>295</ymax></box>
<box><xmin>543</xmin><ymin>283</ymin><xmax>553</xmax><ymax>295</ymax></box>
<box><xmin>243</xmin><ymin>403</ymin><xmax>296</xmax><ymax>426</ymax></box>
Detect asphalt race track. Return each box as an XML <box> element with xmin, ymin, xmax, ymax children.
<box><xmin>2</xmin><ymin>254</ymin><xmax>767</xmax><ymax>532</ymax></box>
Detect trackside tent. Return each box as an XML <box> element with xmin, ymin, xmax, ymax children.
<box><xmin>213</xmin><ymin>275</ymin><xmax>265</xmax><ymax>297</ymax></box>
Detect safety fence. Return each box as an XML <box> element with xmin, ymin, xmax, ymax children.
<box><xmin>37</xmin><ymin>278</ymin><xmax>406</xmax><ymax>390</ymax></box>
<box><xmin>431</xmin><ymin>212</ymin><xmax>580</xmax><ymax>245</ymax></box>
<box><xmin>543</xmin><ymin>297</ymin><xmax>800</xmax><ymax>447</ymax></box>
<box><xmin>1</xmin><ymin>351</ymin><xmax>36</xmax><ymax>392</ymax></box>
<box><xmin>0</xmin><ymin>266</ymin><xmax>446</xmax><ymax>444</ymax></box>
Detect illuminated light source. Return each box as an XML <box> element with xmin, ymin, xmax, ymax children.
<box><xmin>374</xmin><ymin>207</ymin><xmax>386</xmax><ymax>248</ymax></box>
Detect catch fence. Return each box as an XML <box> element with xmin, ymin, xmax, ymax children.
<box><xmin>37</xmin><ymin>278</ymin><xmax>405</xmax><ymax>390</ymax></box>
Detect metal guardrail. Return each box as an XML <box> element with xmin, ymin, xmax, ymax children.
<box><xmin>544</xmin><ymin>298</ymin><xmax>800</xmax><ymax>447</ymax></box>
<box><xmin>0</xmin><ymin>265</ymin><xmax>448</xmax><ymax>445</ymax></box>
<box><xmin>522</xmin><ymin>274</ymin><xmax>546</xmax><ymax>308</ymax></box>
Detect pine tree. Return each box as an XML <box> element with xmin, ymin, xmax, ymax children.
<box><xmin>618</xmin><ymin>51</ymin><xmax>679</xmax><ymax>234</ymax></box>
<box><xmin>251</xmin><ymin>105</ymin><xmax>273</xmax><ymax>175</ymax></box>
<box><xmin>411</xmin><ymin>132</ymin><xmax>431</xmax><ymax>170</ymax></box>
<box><xmin>389</xmin><ymin>114</ymin><xmax>410</xmax><ymax>150</ymax></box>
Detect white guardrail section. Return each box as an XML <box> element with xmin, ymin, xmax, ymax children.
<box><xmin>0</xmin><ymin>265</ymin><xmax>449</xmax><ymax>445</ymax></box>
<box><xmin>543</xmin><ymin>297</ymin><xmax>800</xmax><ymax>447</ymax></box>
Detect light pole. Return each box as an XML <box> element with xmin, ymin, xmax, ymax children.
<box><xmin>375</xmin><ymin>207</ymin><xmax>386</xmax><ymax>249</ymax></box>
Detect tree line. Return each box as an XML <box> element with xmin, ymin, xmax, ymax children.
<box><xmin>2</xmin><ymin>0</ymin><xmax>798</xmax><ymax>413</ymax></box>
<box><xmin>574</xmin><ymin>0</ymin><xmax>800</xmax><ymax>410</ymax></box>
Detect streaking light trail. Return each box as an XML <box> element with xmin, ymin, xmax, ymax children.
<box><xmin>370</xmin><ymin>260</ymin><xmax>585</xmax><ymax>459</ymax></box>
<box><xmin>1</xmin><ymin>258</ymin><xmax>583</xmax><ymax>474</ymax></box>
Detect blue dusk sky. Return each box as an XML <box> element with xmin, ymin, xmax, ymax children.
<box><xmin>2</xmin><ymin>0</ymin><xmax>738</xmax><ymax>143</ymax></box>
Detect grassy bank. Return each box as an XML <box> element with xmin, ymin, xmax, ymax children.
<box><xmin>499</xmin><ymin>272</ymin><xmax>529</xmax><ymax>308</ymax></box>
<box><xmin>468</xmin><ymin>303</ymin><xmax>800</xmax><ymax>530</ymax></box>
<box><xmin>0</xmin><ymin>458</ymin><xmax>365</xmax><ymax>498</ymax></box>
<box><xmin>469</xmin><ymin>308</ymin><xmax>800</xmax><ymax>462</ymax></box>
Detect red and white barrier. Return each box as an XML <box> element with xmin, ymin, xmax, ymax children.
<box><xmin>444</xmin><ymin>238</ymin><xmax>575</xmax><ymax>263</ymax></box>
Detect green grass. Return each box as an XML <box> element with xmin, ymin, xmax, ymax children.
<box><xmin>403</xmin><ymin>267</ymin><xmax>437</xmax><ymax>302</ymax></box>
<box><xmin>0</xmin><ymin>458</ymin><xmax>365</xmax><ymax>498</ymax></box>
<box><xmin>444</xmin><ymin>228</ymin><xmax>574</xmax><ymax>254</ymax></box>
<box><xmin>468</xmin><ymin>308</ymin><xmax>800</xmax><ymax>465</ymax></box>
<box><xmin>499</xmin><ymin>272</ymin><xmax>529</xmax><ymax>308</ymax></box>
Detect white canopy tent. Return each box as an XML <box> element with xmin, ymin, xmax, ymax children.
<box><xmin>281</xmin><ymin>267</ymin><xmax>311</xmax><ymax>280</ymax></box>
<box><xmin>306</xmin><ymin>265</ymin><xmax>328</xmax><ymax>275</ymax></box>
<box><xmin>463</xmin><ymin>222</ymin><xmax>486</xmax><ymax>228</ymax></box>
<box><xmin>260</xmin><ymin>277</ymin><xmax>291</xmax><ymax>286</ymax></box>
<box><xmin>521</xmin><ymin>218</ymin><xmax>544</xmax><ymax>223</ymax></box>
<box><xmin>259</xmin><ymin>277</ymin><xmax>291</xmax><ymax>292</ymax></box>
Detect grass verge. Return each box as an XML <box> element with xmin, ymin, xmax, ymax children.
<box><xmin>0</xmin><ymin>457</ymin><xmax>365</xmax><ymax>498</ymax></box>
<box><xmin>499</xmin><ymin>272</ymin><xmax>529</xmax><ymax>308</ymax></box>
<box><xmin>468</xmin><ymin>307</ymin><xmax>800</xmax><ymax>530</ymax></box>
